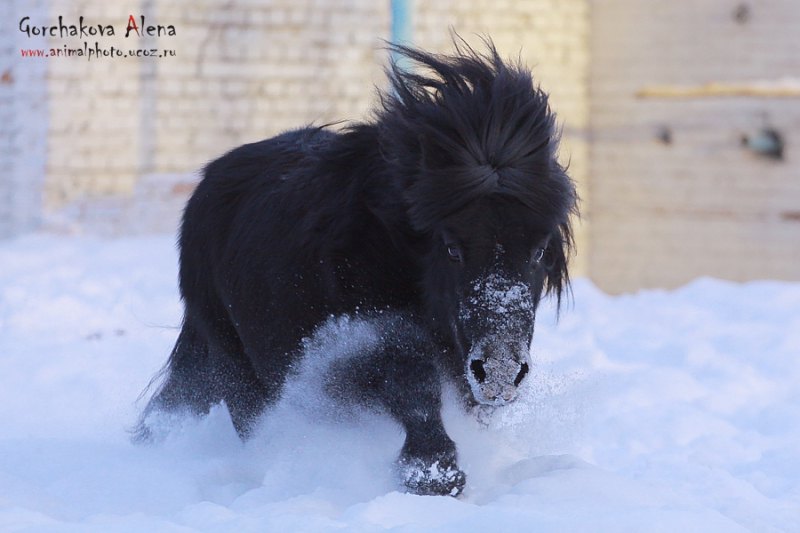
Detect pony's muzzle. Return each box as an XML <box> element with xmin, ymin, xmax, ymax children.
<box><xmin>466</xmin><ymin>343</ymin><xmax>530</xmax><ymax>406</ymax></box>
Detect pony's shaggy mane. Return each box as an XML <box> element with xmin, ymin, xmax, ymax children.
<box><xmin>376</xmin><ymin>38</ymin><xmax>577</xmax><ymax>304</ymax></box>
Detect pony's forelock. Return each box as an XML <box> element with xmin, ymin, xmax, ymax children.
<box><xmin>375</xmin><ymin>37</ymin><xmax>578</xmax><ymax>307</ymax></box>
<box><xmin>376</xmin><ymin>38</ymin><xmax>573</xmax><ymax>225</ymax></box>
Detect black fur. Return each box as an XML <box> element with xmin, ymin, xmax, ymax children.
<box><xmin>138</xmin><ymin>39</ymin><xmax>577</xmax><ymax>497</ymax></box>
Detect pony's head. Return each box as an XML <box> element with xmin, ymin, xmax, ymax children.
<box><xmin>377</xmin><ymin>38</ymin><xmax>577</xmax><ymax>406</ymax></box>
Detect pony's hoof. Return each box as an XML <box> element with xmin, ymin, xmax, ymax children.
<box><xmin>397</xmin><ymin>454</ymin><xmax>466</xmax><ymax>497</ymax></box>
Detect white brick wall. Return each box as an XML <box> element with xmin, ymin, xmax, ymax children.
<box><xmin>10</xmin><ymin>0</ymin><xmax>797</xmax><ymax>293</ymax></box>
<box><xmin>0</xmin><ymin>0</ymin><xmax>48</xmax><ymax>239</ymax></box>
<box><xmin>43</xmin><ymin>0</ymin><xmax>144</xmax><ymax>209</ymax></box>
<box><xmin>9</xmin><ymin>0</ymin><xmax>589</xmax><ymax>246</ymax></box>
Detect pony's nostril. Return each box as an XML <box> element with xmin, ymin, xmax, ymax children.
<box><xmin>470</xmin><ymin>359</ymin><xmax>486</xmax><ymax>383</ymax></box>
<box><xmin>514</xmin><ymin>362</ymin><xmax>529</xmax><ymax>386</ymax></box>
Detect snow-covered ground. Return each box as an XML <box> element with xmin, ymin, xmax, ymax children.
<box><xmin>0</xmin><ymin>234</ymin><xmax>798</xmax><ymax>532</ymax></box>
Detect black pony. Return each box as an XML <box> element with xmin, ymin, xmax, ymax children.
<box><xmin>138</xmin><ymin>40</ymin><xmax>577</xmax><ymax>497</ymax></box>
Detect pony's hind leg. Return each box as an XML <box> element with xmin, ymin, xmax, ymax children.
<box><xmin>212</xmin><ymin>340</ymin><xmax>272</xmax><ymax>439</ymax></box>
<box><xmin>136</xmin><ymin>315</ymin><xmax>270</xmax><ymax>441</ymax></box>
<box><xmin>134</xmin><ymin>320</ymin><xmax>220</xmax><ymax>441</ymax></box>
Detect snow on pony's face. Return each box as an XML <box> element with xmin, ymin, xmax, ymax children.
<box><xmin>423</xmin><ymin>196</ymin><xmax>567</xmax><ymax>407</ymax></box>
<box><xmin>461</xmin><ymin>271</ymin><xmax>534</xmax><ymax>405</ymax></box>
<box><xmin>384</xmin><ymin>40</ymin><xmax>575</xmax><ymax>410</ymax></box>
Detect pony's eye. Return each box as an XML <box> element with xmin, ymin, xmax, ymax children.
<box><xmin>446</xmin><ymin>243</ymin><xmax>463</xmax><ymax>263</ymax></box>
<box><xmin>532</xmin><ymin>247</ymin><xmax>546</xmax><ymax>264</ymax></box>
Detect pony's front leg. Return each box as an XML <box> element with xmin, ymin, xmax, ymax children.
<box><xmin>385</xmin><ymin>354</ymin><xmax>466</xmax><ymax>497</ymax></box>
<box><xmin>329</xmin><ymin>319</ymin><xmax>466</xmax><ymax>497</ymax></box>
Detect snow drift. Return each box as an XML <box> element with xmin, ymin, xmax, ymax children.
<box><xmin>0</xmin><ymin>234</ymin><xmax>798</xmax><ymax>532</ymax></box>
